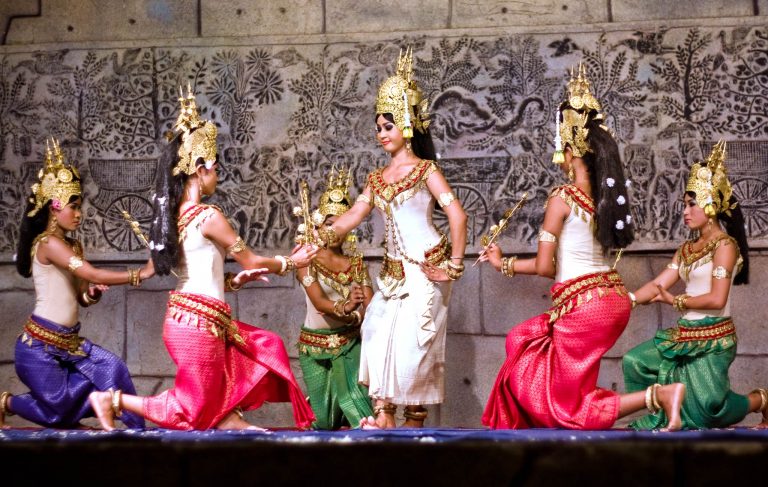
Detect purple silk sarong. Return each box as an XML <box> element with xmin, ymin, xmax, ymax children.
<box><xmin>11</xmin><ymin>314</ymin><xmax>144</xmax><ymax>428</ymax></box>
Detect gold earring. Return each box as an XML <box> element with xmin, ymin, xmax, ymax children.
<box><xmin>568</xmin><ymin>165</ymin><xmax>575</xmax><ymax>182</ymax></box>
<box><xmin>405</xmin><ymin>140</ymin><xmax>413</xmax><ymax>153</ymax></box>
<box><xmin>47</xmin><ymin>216</ymin><xmax>58</xmax><ymax>233</ymax></box>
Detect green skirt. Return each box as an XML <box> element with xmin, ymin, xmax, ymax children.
<box><xmin>297</xmin><ymin>324</ymin><xmax>373</xmax><ymax>430</ymax></box>
<box><xmin>623</xmin><ymin>315</ymin><xmax>749</xmax><ymax>429</ymax></box>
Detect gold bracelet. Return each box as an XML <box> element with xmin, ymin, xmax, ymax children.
<box><xmin>501</xmin><ymin>256</ymin><xmax>517</xmax><ymax>277</ymax></box>
<box><xmin>673</xmin><ymin>293</ymin><xmax>690</xmax><ymax>312</ymax></box>
<box><xmin>127</xmin><ymin>267</ymin><xmax>141</xmax><ymax>287</ymax></box>
<box><xmin>333</xmin><ymin>298</ymin><xmax>350</xmax><ymax>317</ymax></box>
<box><xmin>81</xmin><ymin>291</ymin><xmax>100</xmax><ymax>306</ymax></box>
<box><xmin>224</xmin><ymin>272</ymin><xmax>242</xmax><ymax>292</ymax></box>
<box><xmin>111</xmin><ymin>389</ymin><xmax>123</xmax><ymax>417</ymax></box>
<box><xmin>628</xmin><ymin>292</ymin><xmax>637</xmax><ymax>309</ymax></box>
<box><xmin>350</xmin><ymin>310</ymin><xmax>362</xmax><ymax>326</ymax></box>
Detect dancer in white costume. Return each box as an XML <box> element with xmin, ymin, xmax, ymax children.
<box><xmin>316</xmin><ymin>49</ymin><xmax>467</xmax><ymax>428</ymax></box>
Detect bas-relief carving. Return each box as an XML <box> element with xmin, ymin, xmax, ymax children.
<box><xmin>1</xmin><ymin>25</ymin><xmax>767</xmax><ymax>259</ymax></box>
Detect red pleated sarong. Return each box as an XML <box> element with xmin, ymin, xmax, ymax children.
<box><xmin>482</xmin><ymin>271</ymin><xmax>631</xmax><ymax>430</ymax></box>
<box><xmin>143</xmin><ymin>291</ymin><xmax>314</xmax><ymax>429</ymax></box>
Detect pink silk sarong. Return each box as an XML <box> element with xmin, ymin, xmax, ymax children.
<box><xmin>143</xmin><ymin>292</ymin><xmax>314</xmax><ymax>429</ymax></box>
<box><xmin>483</xmin><ymin>271</ymin><xmax>631</xmax><ymax>430</ymax></box>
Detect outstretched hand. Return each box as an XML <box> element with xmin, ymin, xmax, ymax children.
<box><xmin>233</xmin><ymin>268</ymin><xmax>270</xmax><ymax>287</ymax></box>
<box><xmin>88</xmin><ymin>284</ymin><xmax>109</xmax><ymax>298</ymax></box>
<box><xmin>420</xmin><ymin>262</ymin><xmax>451</xmax><ymax>282</ymax></box>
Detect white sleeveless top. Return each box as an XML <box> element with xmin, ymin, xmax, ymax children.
<box><xmin>32</xmin><ymin>238</ymin><xmax>79</xmax><ymax>326</ymax></box>
<box><xmin>551</xmin><ymin>185</ymin><xmax>610</xmax><ymax>283</ymax></box>
<box><xmin>678</xmin><ymin>235</ymin><xmax>738</xmax><ymax>320</ymax></box>
<box><xmin>175</xmin><ymin>205</ymin><xmax>226</xmax><ymax>302</ymax></box>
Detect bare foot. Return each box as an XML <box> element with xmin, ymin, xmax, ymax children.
<box><xmin>216</xmin><ymin>411</ymin><xmax>266</xmax><ymax>431</ymax></box>
<box><xmin>657</xmin><ymin>383</ymin><xmax>686</xmax><ymax>432</ymax></box>
<box><xmin>88</xmin><ymin>391</ymin><xmax>116</xmax><ymax>431</ymax></box>
<box><xmin>358</xmin><ymin>409</ymin><xmax>397</xmax><ymax>430</ymax></box>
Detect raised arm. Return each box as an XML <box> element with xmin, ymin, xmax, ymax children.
<box><xmin>297</xmin><ymin>266</ymin><xmax>367</xmax><ymax>325</ymax></box>
<box><xmin>319</xmin><ymin>186</ymin><xmax>375</xmax><ymax>245</ymax></box>
<box><xmin>480</xmin><ymin>192</ymin><xmax>569</xmax><ymax>279</ymax></box>
<box><xmin>40</xmin><ymin>236</ymin><xmax>154</xmax><ymax>286</ymax></box>
<box><xmin>201</xmin><ymin>207</ymin><xmax>317</xmax><ymax>274</ymax></box>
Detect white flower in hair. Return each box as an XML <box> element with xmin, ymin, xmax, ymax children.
<box><xmin>615</xmin><ymin>220</ymin><xmax>625</xmax><ymax>230</ymax></box>
<box><xmin>157</xmin><ymin>196</ymin><xmax>167</xmax><ymax>204</ymax></box>
<box><xmin>626</xmin><ymin>214</ymin><xmax>632</xmax><ymax>224</ymax></box>
<box><xmin>155</xmin><ymin>243</ymin><xmax>165</xmax><ymax>251</ymax></box>
<box><xmin>149</xmin><ymin>241</ymin><xmax>155</xmax><ymax>250</ymax></box>
<box><xmin>625</xmin><ymin>179</ymin><xmax>632</xmax><ymax>188</ymax></box>
<box><xmin>605</xmin><ymin>178</ymin><xmax>615</xmax><ymax>187</ymax></box>
<box><xmin>616</xmin><ymin>195</ymin><xmax>626</xmax><ymax>205</ymax></box>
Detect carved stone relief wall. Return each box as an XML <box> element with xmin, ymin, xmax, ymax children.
<box><xmin>1</xmin><ymin>22</ymin><xmax>767</xmax><ymax>260</ymax></box>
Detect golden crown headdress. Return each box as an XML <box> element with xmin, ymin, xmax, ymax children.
<box><xmin>553</xmin><ymin>62</ymin><xmax>605</xmax><ymax>162</ymax></box>
<box><xmin>173</xmin><ymin>84</ymin><xmax>218</xmax><ymax>176</ymax></box>
<box><xmin>28</xmin><ymin>138</ymin><xmax>81</xmax><ymax>217</ymax></box>
<box><xmin>375</xmin><ymin>47</ymin><xmax>430</xmax><ymax>139</ymax></box>
<box><xmin>311</xmin><ymin>166</ymin><xmax>352</xmax><ymax>225</ymax></box>
<box><xmin>685</xmin><ymin>140</ymin><xmax>736</xmax><ymax>217</ymax></box>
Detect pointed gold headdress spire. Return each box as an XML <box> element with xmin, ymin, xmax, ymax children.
<box><xmin>685</xmin><ymin>140</ymin><xmax>736</xmax><ymax>217</ymax></box>
<box><xmin>173</xmin><ymin>84</ymin><xmax>218</xmax><ymax>176</ymax></box>
<box><xmin>312</xmin><ymin>166</ymin><xmax>352</xmax><ymax>225</ymax></box>
<box><xmin>554</xmin><ymin>62</ymin><xmax>606</xmax><ymax>162</ymax></box>
<box><xmin>375</xmin><ymin>47</ymin><xmax>430</xmax><ymax>139</ymax></box>
<box><xmin>28</xmin><ymin>138</ymin><xmax>82</xmax><ymax>216</ymax></box>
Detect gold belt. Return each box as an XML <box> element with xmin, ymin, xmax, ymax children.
<box><xmin>547</xmin><ymin>270</ymin><xmax>626</xmax><ymax>323</ymax></box>
<box><xmin>669</xmin><ymin>319</ymin><xmax>735</xmax><ymax>342</ymax></box>
<box><xmin>380</xmin><ymin>255</ymin><xmax>405</xmax><ymax>281</ymax></box>
<box><xmin>168</xmin><ymin>292</ymin><xmax>244</xmax><ymax>345</ymax></box>
<box><xmin>22</xmin><ymin>319</ymin><xmax>86</xmax><ymax>355</ymax></box>
<box><xmin>299</xmin><ymin>327</ymin><xmax>360</xmax><ymax>351</ymax></box>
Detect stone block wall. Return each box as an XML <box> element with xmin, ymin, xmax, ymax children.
<box><xmin>0</xmin><ymin>1</ymin><xmax>767</xmax><ymax>429</ymax></box>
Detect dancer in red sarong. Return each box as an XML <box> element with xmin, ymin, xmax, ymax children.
<box><xmin>480</xmin><ymin>65</ymin><xmax>685</xmax><ymax>431</ymax></box>
<box><xmin>88</xmin><ymin>87</ymin><xmax>317</xmax><ymax>431</ymax></box>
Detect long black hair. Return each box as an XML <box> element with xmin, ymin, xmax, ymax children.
<box><xmin>566</xmin><ymin>108</ymin><xmax>635</xmax><ymax>252</ymax></box>
<box><xmin>16</xmin><ymin>201</ymin><xmax>52</xmax><ymax>277</ymax></box>
<box><xmin>150</xmin><ymin>135</ymin><xmax>188</xmax><ymax>276</ymax></box>
<box><xmin>378</xmin><ymin>113</ymin><xmax>437</xmax><ymax>161</ymax></box>
<box><xmin>686</xmin><ymin>191</ymin><xmax>750</xmax><ymax>285</ymax></box>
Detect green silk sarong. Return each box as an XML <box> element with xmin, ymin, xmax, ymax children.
<box><xmin>298</xmin><ymin>325</ymin><xmax>373</xmax><ymax>429</ymax></box>
<box><xmin>623</xmin><ymin>315</ymin><xmax>749</xmax><ymax>429</ymax></box>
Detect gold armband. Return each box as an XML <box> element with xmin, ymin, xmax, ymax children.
<box><xmin>438</xmin><ymin>191</ymin><xmax>457</xmax><ymax>209</ymax></box>
<box><xmin>227</xmin><ymin>237</ymin><xmax>247</xmax><ymax>255</ymax></box>
<box><xmin>501</xmin><ymin>256</ymin><xmax>517</xmax><ymax>278</ymax></box>
<box><xmin>224</xmin><ymin>272</ymin><xmax>242</xmax><ymax>292</ymax></box>
<box><xmin>68</xmin><ymin>256</ymin><xmax>84</xmax><ymax>272</ymax></box>
<box><xmin>356</xmin><ymin>194</ymin><xmax>372</xmax><ymax>206</ymax></box>
<box><xmin>666</xmin><ymin>262</ymin><xmax>680</xmax><ymax>270</ymax></box>
<box><xmin>538</xmin><ymin>230</ymin><xmax>557</xmax><ymax>243</ymax></box>
<box><xmin>712</xmin><ymin>266</ymin><xmax>731</xmax><ymax>280</ymax></box>
<box><xmin>301</xmin><ymin>274</ymin><xmax>316</xmax><ymax>287</ymax></box>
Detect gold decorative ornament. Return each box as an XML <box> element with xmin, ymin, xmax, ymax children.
<box><xmin>28</xmin><ymin>138</ymin><xmax>82</xmax><ymax>217</ymax></box>
<box><xmin>173</xmin><ymin>84</ymin><xmax>218</xmax><ymax>176</ymax></box>
<box><xmin>711</xmin><ymin>265</ymin><xmax>731</xmax><ymax>280</ymax></box>
<box><xmin>226</xmin><ymin>236</ymin><xmax>247</xmax><ymax>255</ymax></box>
<box><xmin>685</xmin><ymin>140</ymin><xmax>736</xmax><ymax>218</ymax></box>
<box><xmin>293</xmin><ymin>181</ymin><xmax>317</xmax><ymax>245</ymax></box>
<box><xmin>438</xmin><ymin>191</ymin><xmax>457</xmax><ymax>209</ymax></box>
<box><xmin>316</xmin><ymin>166</ymin><xmax>353</xmax><ymax>220</ymax></box>
<box><xmin>67</xmin><ymin>256</ymin><xmax>84</xmax><ymax>272</ymax></box>
<box><xmin>375</xmin><ymin>47</ymin><xmax>430</xmax><ymax>138</ymax></box>
<box><xmin>476</xmin><ymin>192</ymin><xmax>528</xmax><ymax>266</ymax></box>
<box><xmin>558</xmin><ymin>62</ymin><xmax>605</xmax><ymax>159</ymax></box>
<box><xmin>538</xmin><ymin>229</ymin><xmax>558</xmax><ymax>243</ymax></box>
<box><xmin>673</xmin><ymin>293</ymin><xmax>690</xmax><ymax>313</ymax></box>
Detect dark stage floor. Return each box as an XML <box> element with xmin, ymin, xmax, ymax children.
<box><xmin>3</xmin><ymin>428</ymin><xmax>768</xmax><ymax>486</ymax></box>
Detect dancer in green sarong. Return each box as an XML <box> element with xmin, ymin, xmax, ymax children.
<box><xmin>623</xmin><ymin>141</ymin><xmax>767</xmax><ymax>429</ymax></box>
<box><xmin>295</xmin><ymin>168</ymin><xmax>374</xmax><ymax>429</ymax></box>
